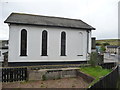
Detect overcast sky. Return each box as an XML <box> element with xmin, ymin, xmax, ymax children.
<box><xmin>0</xmin><ymin>0</ymin><xmax>119</xmax><ymax>40</ymax></box>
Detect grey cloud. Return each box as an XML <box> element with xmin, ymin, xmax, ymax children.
<box><xmin>0</xmin><ymin>0</ymin><xmax>119</xmax><ymax>40</ymax></box>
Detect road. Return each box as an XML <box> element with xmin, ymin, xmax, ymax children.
<box><xmin>104</xmin><ymin>53</ymin><xmax>119</xmax><ymax>63</ymax></box>
<box><xmin>104</xmin><ymin>53</ymin><xmax>120</xmax><ymax>74</ymax></box>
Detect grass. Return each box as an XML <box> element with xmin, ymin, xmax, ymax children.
<box><xmin>80</xmin><ymin>66</ymin><xmax>111</xmax><ymax>78</ymax></box>
<box><xmin>80</xmin><ymin>66</ymin><xmax>112</xmax><ymax>87</ymax></box>
<box><xmin>96</xmin><ymin>39</ymin><xmax>119</xmax><ymax>46</ymax></box>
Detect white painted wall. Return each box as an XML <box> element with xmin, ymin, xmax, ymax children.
<box><xmin>8</xmin><ymin>24</ymin><xmax>91</xmax><ymax>62</ymax></box>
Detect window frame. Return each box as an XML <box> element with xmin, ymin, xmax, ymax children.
<box><xmin>20</xmin><ymin>29</ymin><xmax>27</xmax><ymax>56</ymax></box>
<box><xmin>60</xmin><ymin>31</ymin><xmax>66</xmax><ymax>56</ymax></box>
<box><xmin>41</xmin><ymin>30</ymin><xmax>48</xmax><ymax>56</ymax></box>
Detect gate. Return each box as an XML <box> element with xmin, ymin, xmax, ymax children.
<box><xmin>2</xmin><ymin>67</ymin><xmax>27</xmax><ymax>82</ymax></box>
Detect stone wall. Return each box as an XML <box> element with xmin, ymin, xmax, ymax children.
<box><xmin>28</xmin><ymin>68</ymin><xmax>94</xmax><ymax>82</ymax></box>
<box><xmin>28</xmin><ymin>68</ymin><xmax>78</xmax><ymax>81</ymax></box>
<box><xmin>77</xmin><ymin>70</ymin><xmax>94</xmax><ymax>83</ymax></box>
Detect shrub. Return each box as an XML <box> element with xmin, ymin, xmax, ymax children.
<box><xmin>102</xmin><ymin>42</ymin><xmax>110</xmax><ymax>46</ymax></box>
<box><xmin>88</xmin><ymin>52</ymin><xmax>98</xmax><ymax>67</ymax></box>
<box><xmin>101</xmin><ymin>45</ymin><xmax>106</xmax><ymax>52</ymax></box>
<box><xmin>96</xmin><ymin>42</ymin><xmax>101</xmax><ymax>46</ymax></box>
<box><xmin>42</xmin><ymin>75</ymin><xmax>46</xmax><ymax>81</ymax></box>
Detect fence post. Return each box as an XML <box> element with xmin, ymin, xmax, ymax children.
<box><xmin>118</xmin><ymin>66</ymin><xmax>119</xmax><ymax>76</ymax></box>
<box><xmin>26</xmin><ymin>67</ymin><xmax>30</xmax><ymax>81</ymax></box>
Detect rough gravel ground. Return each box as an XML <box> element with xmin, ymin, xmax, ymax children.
<box><xmin>2</xmin><ymin>77</ymin><xmax>90</xmax><ymax>88</ymax></box>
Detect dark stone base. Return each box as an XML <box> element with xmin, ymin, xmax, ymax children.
<box><xmin>8</xmin><ymin>61</ymin><xmax>87</xmax><ymax>67</ymax></box>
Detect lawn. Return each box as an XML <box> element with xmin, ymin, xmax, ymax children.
<box><xmin>80</xmin><ymin>66</ymin><xmax>112</xmax><ymax>87</ymax></box>
<box><xmin>96</xmin><ymin>39</ymin><xmax>119</xmax><ymax>46</ymax></box>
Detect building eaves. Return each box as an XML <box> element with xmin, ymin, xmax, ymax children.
<box><xmin>4</xmin><ymin>13</ymin><xmax>96</xmax><ymax>30</ymax></box>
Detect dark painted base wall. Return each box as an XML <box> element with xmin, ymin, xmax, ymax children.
<box><xmin>7</xmin><ymin>61</ymin><xmax>87</xmax><ymax>67</ymax></box>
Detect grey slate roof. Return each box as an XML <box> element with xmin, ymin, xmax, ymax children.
<box><xmin>106</xmin><ymin>45</ymin><xmax>119</xmax><ymax>48</ymax></box>
<box><xmin>4</xmin><ymin>13</ymin><xmax>95</xmax><ymax>30</ymax></box>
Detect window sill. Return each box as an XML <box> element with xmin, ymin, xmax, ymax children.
<box><xmin>60</xmin><ymin>55</ymin><xmax>67</xmax><ymax>56</ymax></box>
<box><xmin>77</xmin><ymin>55</ymin><xmax>83</xmax><ymax>56</ymax></box>
<box><xmin>20</xmin><ymin>55</ymin><xmax>27</xmax><ymax>56</ymax></box>
<box><xmin>41</xmin><ymin>55</ymin><xmax>48</xmax><ymax>56</ymax></box>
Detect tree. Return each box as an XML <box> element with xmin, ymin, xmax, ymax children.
<box><xmin>88</xmin><ymin>52</ymin><xmax>98</xmax><ymax>67</ymax></box>
<box><xmin>101</xmin><ymin>45</ymin><xmax>106</xmax><ymax>52</ymax></box>
<box><xmin>96</xmin><ymin>42</ymin><xmax>101</xmax><ymax>46</ymax></box>
<box><xmin>102</xmin><ymin>42</ymin><xmax>110</xmax><ymax>46</ymax></box>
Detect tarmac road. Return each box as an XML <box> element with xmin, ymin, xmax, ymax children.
<box><xmin>104</xmin><ymin>53</ymin><xmax>119</xmax><ymax>63</ymax></box>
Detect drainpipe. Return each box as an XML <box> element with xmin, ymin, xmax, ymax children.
<box><xmin>87</xmin><ymin>31</ymin><xmax>89</xmax><ymax>53</ymax></box>
<box><xmin>86</xmin><ymin>30</ymin><xmax>90</xmax><ymax>62</ymax></box>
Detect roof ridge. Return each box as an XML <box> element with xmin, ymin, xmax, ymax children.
<box><xmin>12</xmin><ymin>12</ymin><xmax>85</xmax><ymax>22</ymax></box>
<box><xmin>5</xmin><ymin>12</ymin><xmax>95</xmax><ymax>30</ymax></box>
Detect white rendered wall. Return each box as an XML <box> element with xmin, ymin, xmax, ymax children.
<box><xmin>8</xmin><ymin>24</ymin><xmax>91</xmax><ymax>62</ymax></box>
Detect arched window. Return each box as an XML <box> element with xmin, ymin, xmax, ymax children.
<box><xmin>20</xmin><ymin>29</ymin><xmax>27</xmax><ymax>56</ymax></box>
<box><xmin>61</xmin><ymin>31</ymin><xmax>66</xmax><ymax>56</ymax></box>
<box><xmin>41</xmin><ymin>30</ymin><xmax>48</xmax><ymax>56</ymax></box>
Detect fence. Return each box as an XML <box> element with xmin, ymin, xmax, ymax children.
<box><xmin>1</xmin><ymin>64</ymin><xmax>87</xmax><ymax>82</ymax></box>
<box><xmin>100</xmin><ymin>62</ymin><xmax>116</xmax><ymax>69</ymax></box>
<box><xmin>2</xmin><ymin>67</ymin><xmax>27</xmax><ymax>82</ymax></box>
<box><xmin>1</xmin><ymin>63</ymin><xmax>118</xmax><ymax>84</ymax></box>
<box><xmin>88</xmin><ymin>66</ymin><xmax>119</xmax><ymax>89</ymax></box>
